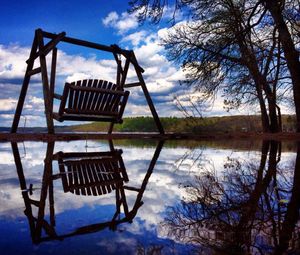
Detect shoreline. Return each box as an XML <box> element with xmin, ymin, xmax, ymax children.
<box><xmin>1</xmin><ymin>131</ymin><xmax>300</xmax><ymax>142</ymax></box>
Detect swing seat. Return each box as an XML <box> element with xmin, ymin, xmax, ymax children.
<box><xmin>53</xmin><ymin>79</ymin><xmax>129</xmax><ymax>123</ymax></box>
<box><xmin>54</xmin><ymin>150</ymin><xmax>129</xmax><ymax>196</ymax></box>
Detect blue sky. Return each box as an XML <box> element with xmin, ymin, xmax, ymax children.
<box><xmin>0</xmin><ymin>0</ymin><xmax>251</xmax><ymax>127</ymax></box>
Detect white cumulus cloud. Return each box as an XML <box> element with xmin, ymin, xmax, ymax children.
<box><xmin>102</xmin><ymin>11</ymin><xmax>139</xmax><ymax>34</ymax></box>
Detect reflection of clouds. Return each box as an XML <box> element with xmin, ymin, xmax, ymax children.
<box><xmin>0</xmin><ymin>141</ymin><xmax>297</xmax><ymax>241</ymax></box>
<box><xmin>97</xmin><ymin>236</ymin><xmax>137</xmax><ymax>254</ymax></box>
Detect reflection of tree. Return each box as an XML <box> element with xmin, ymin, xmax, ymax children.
<box><xmin>163</xmin><ymin>141</ymin><xmax>300</xmax><ymax>254</ymax></box>
<box><xmin>136</xmin><ymin>242</ymin><xmax>164</xmax><ymax>255</ymax></box>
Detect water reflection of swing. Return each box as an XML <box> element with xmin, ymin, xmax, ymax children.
<box><xmin>11</xmin><ymin>140</ymin><xmax>164</xmax><ymax>244</ymax></box>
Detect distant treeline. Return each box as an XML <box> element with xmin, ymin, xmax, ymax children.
<box><xmin>69</xmin><ymin>115</ymin><xmax>297</xmax><ymax>134</ymax></box>
<box><xmin>1</xmin><ymin>115</ymin><xmax>295</xmax><ymax>134</ymax></box>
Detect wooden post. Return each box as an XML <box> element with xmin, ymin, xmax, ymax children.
<box><xmin>36</xmin><ymin>29</ymin><xmax>55</xmax><ymax>134</ymax></box>
<box><xmin>35</xmin><ymin>142</ymin><xmax>55</xmax><ymax>240</ymax></box>
<box><xmin>124</xmin><ymin>140</ymin><xmax>164</xmax><ymax>219</ymax></box>
<box><xmin>113</xmin><ymin>53</ymin><xmax>122</xmax><ymax>86</ymax></box>
<box><xmin>108</xmin><ymin>139</ymin><xmax>115</xmax><ymax>151</ymax></box>
<box><xmin>50</xmin><ymin>47</ymin><xmax>57</xmax><ymax>112</ymax></box>
<box><xmin>11</xmin><ymin>36</ymin><xmax>38</xmax><ymax>133</ymax></box>
<box><xmin>108</xmin><ymin>123</ymin><xmax>114</xmax><ymax>134</ymax></box>
<box><xmin>130</xmin><ymin>52</ymin><xmax>165</xmax><ymax>134</ymax></box>
<box><xmin>109</xmin><ymin>54</ymin><xmax>122</xmax><ymax>134</ymax></box>
<box><xmin>120</xmin><ymin>58</ymin><xmax>130</xmax><ymax>88</ymax></box>
<box><xmin>11</xmin><ymin>142</ymin><xmax>36</xmax><ymax>241</ymax></box>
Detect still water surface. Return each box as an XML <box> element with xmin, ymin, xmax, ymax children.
<box><xmin>0</xmin><ymin>139</ymin><xmax>299</xmax><ymax>254</ymax></box>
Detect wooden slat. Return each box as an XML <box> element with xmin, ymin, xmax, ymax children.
<box><xmin>104</xmin><ymin>84</ymin><xmax>118</xmax><ymax>112</ymax></box>
<box><xmin>94</xmin><ymin>80</ymin><xmax>108</xmax><ymax>111</ymax></box>
<box><xmin>102</xmin><ymin>162</ymin><xmax>113</xmax><ymax>194</ymax></box>
<box><xmin>89</xmin><ymin>80</ymin><xmax>101</xmax><ymax>111</ymax></box>
<box><xmin>80</xmin><ymin>163</ymin><xmax>90</xmax><ymax>195</ymax></box>
<box><xmin>104</xmin><ymin>161</ymin><xmax>114</xmax><ymax>193</ymax></box>
<box><xmin>82</xmin><ymin>79</ymin><xmax>93</xmax><ymax>111</ymax></box>
<box><xmin>68</xmin><ymin>82</ymin><xmax>75</xmax><ymax>109</ymax></box>
<box><xmin>86</xmin><ymin>163</ymin><xmax>98</xmax><ymax>196</ymax></box>
<box><xmin>103</xmin><ymin>83</ymin><xmax>115</xmax><ymax>111</ymax></box>
<box><xmin>77</xmin><ymin>164</ymin><xmax>86</xmax><ymax>195</ymax></box>
<box><xmin>96</xmin><ymin>163</ymin><xmax>107</xmax><ymax>194</ymax></box>
<box><xmin>87</xmin><ymin>80</ymin><xmax>99</xmax><ymax>110</ymax></box>
<box><xmin>72</xmin><ymin>80</ymin><xmax>81</xmax><ymax>110</ymax></box>
<box><xmin>66</xmin><ymin>165</ymin><xmax>73</xmax><ymax>193</ymax></box>
<box><xmin>110</xmin><ymin>93</ymin><xmax>121</xmax><ymax>113</ymax></box>
<box><xmin>91</xmin><ymin>163</ymin><xmax>102</xmax><ymax>195</ymax></box>
<box><xmin>92</xmin><ymin>80</ymin><xmax>104</xmax><ymax>111</ymax></box>
<box><xmin>98</xmin><ymin>82</ymin><xmax>112</xmax><ymax>112</ymax></box>
<box><xmin>72</xmin><ymin>165</ymin><xmax>80</xmax><ymax>195</ymax></box>
<box><xmin>109</xmin><ymin>161</ymin><xmax>117</xmax><ymax>192</ymax></box>
<box><xmin>77</xmin><ymin>79</ymin><xmax>88</xmax><ymax>110</ymax></box>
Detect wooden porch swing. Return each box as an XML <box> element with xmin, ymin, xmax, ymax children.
<box><xmin>11</xmin><ymin>29</ymin><xmax>164</xmax><ymax>134</ymax></box>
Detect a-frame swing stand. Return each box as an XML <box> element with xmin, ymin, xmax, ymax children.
<box><xmin>11</xmin><ymin>29</ymin><xmax>164</xmax><ymax>134</ymax></box>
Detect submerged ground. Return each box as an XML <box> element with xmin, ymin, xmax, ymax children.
<box><xmin>0</xmin><ymin>138</ymin><xmax>299</xmax><ymax>254</ymax></box>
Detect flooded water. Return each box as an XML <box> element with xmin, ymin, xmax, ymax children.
<box><xmin>0</xmin><ymin>139</ymin><xmax>299</xmax><ymax>254</ymax></box>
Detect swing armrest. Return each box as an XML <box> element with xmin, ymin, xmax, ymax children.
<box><xmin>117</xmin><ymin>91</ymin><xmax>129</xmax><ymax>120</ymax></box>
<box><xmin>53</xmin><ymin>93</ymin><xmax>63</xmax><ymax>100</ymax></box>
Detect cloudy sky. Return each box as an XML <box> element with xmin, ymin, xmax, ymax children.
<box><xmin>0</xmin><ymin>0</ymin><xmax>252</xmax><ymax>127</ymax></box>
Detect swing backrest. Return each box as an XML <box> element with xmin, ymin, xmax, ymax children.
<box><xmin>55</xmin><ymin>150</ymin><xmax>129</xmax><ymax>196</ymax></box>
<box><xmin>56</xmin><ymin>79</ymin><xmax>129</xmax><ymax>122</ymax></box>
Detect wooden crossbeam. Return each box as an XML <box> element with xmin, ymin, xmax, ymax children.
<box><xmin>124</xmin><ymin>82</ymin><xmax>141</xmax><ymax>88</ymax></box>
<box><xmin>26</xmin><ymin>31</ymin><xmax>65</xmax><ymax>63</ymax></box>
<box><xmin>41</xmin><ymin>30</ymin><xmax>144</xmax><ymax>73</ymax></box>
<box><xmin>26</xmin><ymin>67</ymin><xmax>41</xmax><ymax>76</ymax></box>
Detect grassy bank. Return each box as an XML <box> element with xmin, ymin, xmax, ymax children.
<box><xmin>69</xmin><ymin>115</ymin><xmax>296</xmax><ymax>134</ymax></box>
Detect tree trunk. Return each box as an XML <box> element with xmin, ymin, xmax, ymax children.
<box><xmin>275</xmin><ymin>141</ymin><xmax>300</xmax><ymax>254</ymax></box>
<box><xmin>267</xmin><ymin>97</ymin><xmax>280</xmax><ymax>133</ymax></box>
<box><xmin>265</xmin><ymin>0</ymin><xmax>300</xmax><ymax>132</ymax></box>
<box><xmin>276</xmin><ymin>104</ymin><xmax>282</xmax><ymax>132</ymax></box>
<box><xmin>257</xmin><ymin>90</ymin><xmax>271</xmax><ymax>132</ymax></box>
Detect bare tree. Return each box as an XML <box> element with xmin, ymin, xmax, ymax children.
<box><xmin>129</xmin><ymin>0</ymin><xmax>296</xmax><ymax>133</ymax></box>
<box><xmin>162</xmin><ymin>140</ymin><xmax>300</xmax><ymax>253</ymax></box>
